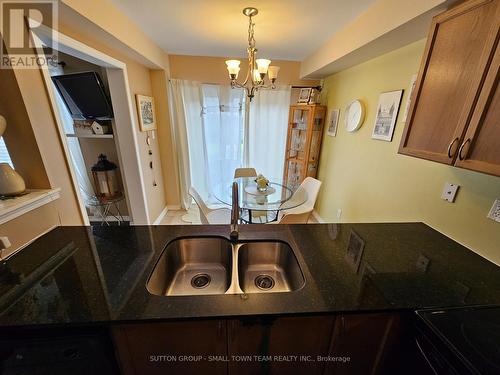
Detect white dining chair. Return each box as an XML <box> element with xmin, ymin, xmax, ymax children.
<box><xmin>234</xmin><ymin>167</ymin><xmax>257</xmax><ymax>178</ymax></box>
<box><xmin>189</xmin><ymin>187</ymin><xmax>231</xmax><ymax>224</ymax></box>
<box><xmin>233</xmin><ymin>167</ymin><xmax>270</xmax><ymax>222</ymax></box>
<box><xmin>274</xmin><ymin>177</ymin><xmax>322</xmax><ymax>224</ymax></box>
<box><xmin>275</xmin><ymin>210</ymin><xmax>314</xmax><ymax>224</ymax></box>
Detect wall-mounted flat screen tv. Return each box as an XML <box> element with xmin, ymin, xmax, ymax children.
<box><xmin>51</xmin><ymin>71</ymin><xmax>114</xmax><ymax>120</ymax></box>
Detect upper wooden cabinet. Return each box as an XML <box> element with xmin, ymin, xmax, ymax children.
<box><xmin>455</xmin><ymin>42</ymin><xmax>500</xmax><ymax>175</ymax></box>
<box><xmin>399</xmin><ymin>0</ymin><xmax>500</xmax><ymax>176</ymax></box>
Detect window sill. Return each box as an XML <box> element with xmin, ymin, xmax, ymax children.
<box><xmin>0</xmin><ymin>188</ymin><xmax>61</xmax><ymax>225</ymax></box>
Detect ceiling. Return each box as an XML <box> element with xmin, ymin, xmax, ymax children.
<box><xmin>110</xmin><ymin>0</ymin><xmax>376</xmax><ymax>61</ymax></box>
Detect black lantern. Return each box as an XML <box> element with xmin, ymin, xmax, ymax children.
<box><xmin>91</xmin><ymin>154</ymin><xmax>120</xmax><ymax>201</ymax></box>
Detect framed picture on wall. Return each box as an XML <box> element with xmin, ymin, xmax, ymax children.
<box><xmin>297</xmin><ymin>88</ymin><xmax>312</xmax><ymax>104</ymax></box>
<box><xmin>327</xmin><ymin>108</ymin><xmax>340</xmax><ymax>136</ymax></box>
<box><xmin>402</xmin><ymin>74</ymin><xmax>418</xmax><ymax>123</ymax></box>
<box><xmin>371</xmin><ymin>89</ymin><xmax>403</xmax><ymax>142</ymax></box>
<box><xmin>135</xmin><ymin>94</ymin><xmax>156</xmax><ymax>132</ymax></box>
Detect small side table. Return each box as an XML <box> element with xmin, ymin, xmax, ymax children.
<box><xmin>87</xmin><ymin>194</ymin><xmax>125</xmax><ymax>226</ymax></box>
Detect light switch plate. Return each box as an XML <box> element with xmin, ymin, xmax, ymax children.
<box><xmin>441</xmin><ymin>183</ymin><xmax>459</xmax><ymax>203</ymax></box>
<box><xmin>487</xmin><ymin>199</ymin><xmax>500</xmax><ymax>222</ymax></box>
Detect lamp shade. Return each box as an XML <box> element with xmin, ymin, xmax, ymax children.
<box><xmin>268</xmin><ymin>65</ymin><xmax>280</xmax><ymax>80</ymax></box>
<box><xmin>252</xmin><ymin>69</ymin><xmax>262</xmax><ymax>83</ymax></box>
<box><xmin>256</xmin><ymin>59</ymin><xmax>271</xmax><ymax>74</ymax></box>
<box><xmin>225</xmin><ymin>60</ymin><xmax>241</xmax><ymax>78</ymax></box>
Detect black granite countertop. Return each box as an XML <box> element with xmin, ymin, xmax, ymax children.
<box><xmin>0</xmin><ymin>223</ymin><xmax>499</xmax><ymax>327</ymax></box>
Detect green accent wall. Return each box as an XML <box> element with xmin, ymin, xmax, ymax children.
<box><xmin>316</xmin><ymin>39</ymin><xmax>500</xmax><ymax>265</ymax></box>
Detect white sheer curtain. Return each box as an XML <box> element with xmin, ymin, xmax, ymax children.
<box><xmin>247</xmin><ymin>85</ymin><xmax>291</xmax><ymax>180</ymax></box>
<box><xmin>201</xmin><ymin>84</ymin><xmax>245</xmax><ymax>193</ymax></box>
<box><xmin>169</xmin><ymin>80</ymin><xmax>289</xmax><ymax>208</ymax></box>
<box><xmin>168</xmin><ymin>79</ymin><xmax>205</xmax><ymax>209</ymax></box>
<box><xmin>52</xmin><ymin>83</ymin><xmax>95</xmax><ymax>204</ymax></box>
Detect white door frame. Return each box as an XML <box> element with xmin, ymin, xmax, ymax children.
<box><xmin>31</xmin><ymin>24</ymin><xmax>150</xmax><ymax>224</ymax></box>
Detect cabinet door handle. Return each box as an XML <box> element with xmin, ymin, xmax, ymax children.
<box><xmin>458</xmin><ymin>138</ymin><xmax>471</xmax><ymax>161</ymax></box>
<box><xmin>447</xmin><ymin>137</ymin><xmax>459</xmax><ymax>158</ymax></box>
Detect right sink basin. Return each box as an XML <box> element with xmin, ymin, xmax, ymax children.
<box><xmin>237</xmin><ymin>241</ymin><xmax>305</xmax><ymax>294</ymax></box>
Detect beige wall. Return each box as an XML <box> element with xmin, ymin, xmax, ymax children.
<box><xmin>0</xmin><ymin>202</ymin><xmax>59</xmax><ymax>259</ymax></box>
<box><xmin>316</xmin><ymin>39</ymin><xmax>500</xmax><ymax>265</ymax></box>
<box><xmin>169</xmin><ymin>55</ymin><xmax>320</xmax><ymax>87</ymax></box>
<box><xmin>0</xmin><ymin>67</ymin><xmax>50</xmax><ymax>189</ymax></box>
<box><xmin>151</xmin><ymin>70</ymin><xmax>181</xmax><ymax>207</ymax></box>
<box><xmin>61</xmin><ymin>0</ymin><xmax>167</xmax><ymax>69</ymax></box>
<box><xmin>9</xmin><ymin>64</ymin><xmax>84</xmax><ymax>225</ymax></box>
<box><xmin>49</xmin><ymin>20</ymin><xmax>171</xmax><ymax>222</ymax></box>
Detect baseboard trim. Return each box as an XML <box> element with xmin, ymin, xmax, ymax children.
<box><xmin>166</xmin><ymin>204</ymin><xmax>182</xmax><ymax>210</ymax></box>
<box><xmin>153</xmin><ymin>206</ymin><xmax>169</xmax><ymax>225</ymax></box>
<box><xmin>312</xmin><ymin>210</ymin><xmax>325</xmax><ymax>223</ymax></box>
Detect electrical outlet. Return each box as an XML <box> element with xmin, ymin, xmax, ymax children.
<box><xmin>441</xmin><ymin>182</ymin><xmax>459</xmax><ymax>203</ymax></box>
<box><xmin>487</xmin><ymin>199</ymin><xmax>500</xmax><ymax>222</ymax></box>
<box><xmin>416</xmin><ymin>254</ymin><xmax>430</xmax><ymax>273</ymax></box>
<box><xmin>337</xmin><ymin>208</ymin><xmax>342</xmax><ymax>219</ymax></box>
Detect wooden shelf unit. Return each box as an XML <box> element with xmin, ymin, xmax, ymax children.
<box><xmin>283</xmin><ymin>104</ymin><xmax>326</xmax><ymax>190</ymax></box>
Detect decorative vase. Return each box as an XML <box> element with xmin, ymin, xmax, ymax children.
<box><xmin>255</xmin><ymin>174</ymin><xmax>269</xmax><ymax>192</ymax></box>
<box><xmin>0</xmin><ymin>163</ymin><xmax>26</xmax><ymax>196</ymax></box>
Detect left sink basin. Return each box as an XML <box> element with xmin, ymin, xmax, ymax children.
<box><xmin>147</xmin><ymin>237</ymin><xmax>233</xmax><ymax>296</ymax></box>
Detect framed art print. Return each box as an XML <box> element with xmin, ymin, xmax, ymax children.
<box><xmin>327</xmin><ymin>108</ymin><xmax>340</xmax><ymax>136</ymax></box>
<box><xmin>371</xmin><ymin>90</ymin><xmax>403</xmax><ymax>142</ymax></box>
<box><xmin>297</xmin><ymin>88</ymin><xmax>312</xmax><ymax>104</ymax></box>
<box><xmin>136</xmin><ymin>94</ymin><xmax>157</xmax><ymax>132</ymax></box>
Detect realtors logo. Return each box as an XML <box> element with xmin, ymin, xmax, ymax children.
<box><xmin>0</xmin><ymin>0</ymin><xmax>58</xmax><ymax>69</ymax></box>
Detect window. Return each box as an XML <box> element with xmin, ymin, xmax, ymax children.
<box><xmin>0</xmin><ymin>138</ymin><xmax>13</xmax><ymax>167</ymax></box>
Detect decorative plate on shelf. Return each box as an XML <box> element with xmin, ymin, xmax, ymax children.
<box><xmin>244</xmin><ymin>185</ymin><xmax>276</xmax><ymax>196</ymax></box>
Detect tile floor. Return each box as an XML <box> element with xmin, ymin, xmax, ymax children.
<box><xmin>159</xmin><ymin>206</ymin><xmax>318</xmax><ymax>225</ymax></box>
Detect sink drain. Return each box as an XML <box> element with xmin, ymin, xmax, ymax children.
<box><xmin>191</xmin><ymin>273</ymin><xmax>211</xmax><ymax>289</ymax></box>
<box><xmin>255</xmin><ymin>274</ymin><xmax>275</xmax><ymax>290</ymax></box>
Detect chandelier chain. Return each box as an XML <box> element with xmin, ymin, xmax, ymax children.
<box><xmin>248</xmin><ymin>16</ymin><xmax>256</xmax><ymax>49</ymax></box>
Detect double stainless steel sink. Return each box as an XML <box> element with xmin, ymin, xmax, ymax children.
<box><xmin>147</xmin><ymin>237</ymin><xmax>305</xmax><ymax>296</ymax></box>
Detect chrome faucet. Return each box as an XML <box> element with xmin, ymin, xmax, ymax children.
<box><xmin>230</xmin><ymin>181</ymin><xmax>239</xmax><ymax>241</ymax></box>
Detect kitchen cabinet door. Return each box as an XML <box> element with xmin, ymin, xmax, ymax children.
<box><xmin>227</xmin><ymin>315</ymin><xmax>335</xmax><ymax>375</ymax></box>
<box><xmin>399</xmin><ymin>0</ymin><xmax>500</xmax><ymax>164</ymax></box>
<box><xmin>454</xmin><ymin>42</ymin><xmax>500</xmax><ymax>176</ymax></box>
<box><xmin>324</xmin><ymin>314</ymin><xmax>399</xmax><ymax>375</ymax></box>
<box><xmin>112</xmin><ymin>320</ymin><xmax>227</xmax><ymax>375</ymax></box>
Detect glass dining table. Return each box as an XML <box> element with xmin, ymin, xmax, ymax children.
<box><xmin>213</xmin><ymin>177</ymin><xmax>308</xmax><ymax>223</ymax></box>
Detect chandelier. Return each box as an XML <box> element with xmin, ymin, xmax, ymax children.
<box><xmin>225</xmin><ymin>7</ymin><xmax>280</xmax><ymax>101</ymax></box>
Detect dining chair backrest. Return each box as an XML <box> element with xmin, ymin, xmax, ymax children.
<box><xmin>278</xmin><ymin>210</ymin><xmax>313</xmax><ymax>224</ymax></box>
<box><xmin>281</xmin><ymin>177</ymin><xmax>322</xmax><ymax>218</ymax></box>
<box><xmin>295</xmin><ymin>177</ymin><xmax>322</xmax><ymax>211</ymax></box>
<box><xmin>188</xmin><ymin>187</ymin><xmax>210</xmax><ymax>225</ymax></box>
<box><xmin>234</xmin><ymin>167</ymin><xmax>257</xmax><ymax>178</ymax></box>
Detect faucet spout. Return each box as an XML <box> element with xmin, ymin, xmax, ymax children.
<box><xmin>230</xmin><ymin>181</ymin><xmax>239</xmax><ymax>241</ymax></box>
